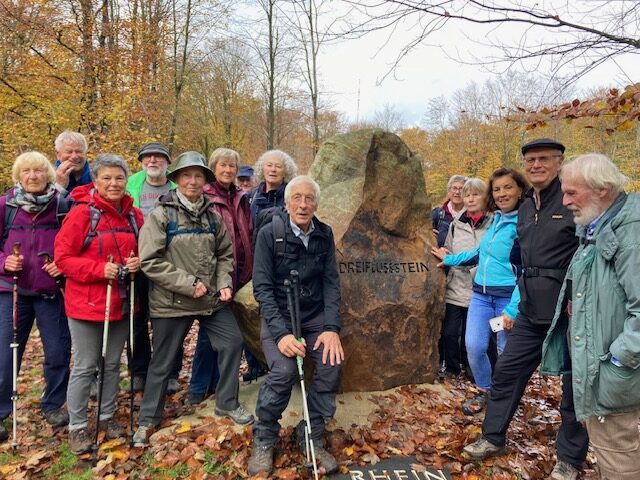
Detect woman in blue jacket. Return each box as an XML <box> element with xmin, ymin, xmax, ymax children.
<box><xmin>432</xmin><ymin>168</ymin><xmax>528</xmax><ymax>415</ymax></box>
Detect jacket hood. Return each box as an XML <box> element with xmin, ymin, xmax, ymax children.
<box><xmin>204</xmin><ymin>180</ymin><xmax>240</xmax><ymax>199</ymax></box>
<box><xmin>70</xmin><ymin>183</ymin><xmax>134</xmax><ymax>216</ymax></box>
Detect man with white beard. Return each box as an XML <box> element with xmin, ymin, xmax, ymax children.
<box><xmin>542</xmin><ymin>153</ymin><xmax>640</xmax><ymax>479</ymax></box>
<box><xmin>126</xmin><ymin>142</ymin><xmax>182</xmax><ymax>394</ymax></box>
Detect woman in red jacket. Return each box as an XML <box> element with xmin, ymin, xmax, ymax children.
<box><xmin>188</xmin><ymin>148</ymin><xmax>255</xmax><ymax>404</ymax></box>
<box><xmin>55</xmin><ymin>153</ymin><xmax>143</xmax><ymax>454</ymax></box>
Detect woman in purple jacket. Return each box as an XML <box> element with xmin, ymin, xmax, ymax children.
<box><xmin>0</xmin><ymin>151</ymin><xmax>71</xmax><ymax>442</ymax></box>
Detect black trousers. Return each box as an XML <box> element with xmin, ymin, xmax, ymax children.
<box><xmin>440</xmin><ymin>303</ymin><xmax>469</xmax><ymax>374</ymax></box>
<box><xmin>253</xmin><ymin>313</ymin><xmax>342</xmax><ymax>447</ymax></box>
<box><xmin>482</xmin><ymin>315</ymin><xmax>589</xmax><ymax>469</ymax></box>
<box><xmin>131</xmin><ymin>273</ymin><xmax>183</xmax><ymax>380</ymax></box>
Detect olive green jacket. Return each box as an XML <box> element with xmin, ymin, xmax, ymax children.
<box><xmin>139</xmin><ymin>191</ymin><xmax>233</xmax><ymax>318</ymax></box>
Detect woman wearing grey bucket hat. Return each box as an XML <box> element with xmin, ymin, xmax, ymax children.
<box><xmin>133</xmin><ymin>151</ymin><xmax>253</xmax><ymax>446</ymax></box>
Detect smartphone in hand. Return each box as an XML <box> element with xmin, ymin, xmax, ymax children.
<box><xmin>489</xmin><ymin>316</ymin><xmax>504</xmax><ymax>333</ymax></box>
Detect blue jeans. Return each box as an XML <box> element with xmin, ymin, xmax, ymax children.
<box><xmin>465</xmin><ymin>292</ymin><xmax>509</xmax><ymax>390</ymax></box>
<box><xmin>0</xmin><ymin>292</ymin><xmax>70</xmax><ymax>419</ymax></box>
<box><xmin>189</xmin><ymin>325</ymin><xmax>220</xmax><ymax>396</ymax></box>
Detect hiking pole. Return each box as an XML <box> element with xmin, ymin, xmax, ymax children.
<box><xmin>10</xmin><ymin>242</ymin><xmax>21</xmax><ymax>452</ymax></box>
<box><xmin>92</xmin><ymin>254</ymin><xmax>114</xmax><ymax>467</ymax></box>
<box><xmin>127</xmin><ymin>250</ymin><xmax>135</xmax><ymax>445</ymax></box>
<box><xmin>288</xmin><ymin>271</ymin><xmax>319</xmax><ymax>480</ymax></box>
<box><xmin>37</xmin><ymin>251</ymin><xmax>64</xmax><ymax>296</ymax></box>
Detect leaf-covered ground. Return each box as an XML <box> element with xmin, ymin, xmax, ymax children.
<box><xmin>1</xmin><ymin>328</ymin><xmax>596</xmax><ymax>479</ymax></box>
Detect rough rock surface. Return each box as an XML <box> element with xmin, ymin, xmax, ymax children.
<box><xmin>309</xmin><ymin>129</ymin><xmax>444</xmax><ymax>391</ymax></box>
<box><xmin>233</xmin><ymin>129</ymin><xmax>444</xmax><ymax>391</ymax></box>
<box><xmin>231</xmin><ymin>282</ymin><xmax>265</xmax><ymax>365</ymax></box>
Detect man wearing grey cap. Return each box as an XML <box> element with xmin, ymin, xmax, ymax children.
<box><xmin>463</xmin><ymin>138</ymin><xmax>589</xmax><ymax>480</ymax></box>
<box><xmin>126</xmin><ymin>142</ymin><xmax>183</xmax><ymax>395</ymax></box>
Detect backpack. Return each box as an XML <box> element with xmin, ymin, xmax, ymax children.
<box><xmin>1</xmin><ymin>194</ymin><xmax>73</xmax><ymax>250</ymax></box>
<box><xmin>164</xmin><ymin>203</ymin><xmax>217</xmax><ymax>247</ymax></box>
<box><xmin>82</xmin><ymin>203</ymin><xmax>141</xmax><ymax>250</ymax></box>
<box><xmin>252</xmin><ymin>206</ymin><xmax>287</xmax><ymax>260</ymax></box>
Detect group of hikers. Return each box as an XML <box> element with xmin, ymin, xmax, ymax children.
<box><xmin>431</xmin><ymin>138</ymin><xmax>639</xmax><ymax>480</ymax></box>
<box><xmin>0</xmin><ymin>131</ymin><xmax>637</xmax><ymax>479</ymax></box>
<box><xmin>0</xmin><ymin>131</ymin><xmax>342</xmax><ymax>476</ymax></box>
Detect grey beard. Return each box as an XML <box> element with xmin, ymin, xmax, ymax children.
<box><xmin>145</xmin><ymin>169</ymin><xmax>166</xmax><ymax>181</ymax></box>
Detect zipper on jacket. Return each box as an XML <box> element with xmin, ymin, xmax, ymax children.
<box><xmin>534</xmin><ymin>212</ymin><xmax>538</xmax><ymax>224</ymax></box>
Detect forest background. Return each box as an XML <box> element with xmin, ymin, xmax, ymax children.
<box><xmin>1</xmin><ymin>0</ymin><xmax>639</xmax><ymax>202</ymax></box>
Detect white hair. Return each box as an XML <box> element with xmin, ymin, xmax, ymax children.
<box><xmin>284</xmin><ymin>175</ymin><xmax>321</xmax><ymax>206</ymax></box>
<box><xmin>254</xmin><ymin>149</ymin><xmax>298</xmax><ymax>183</ymax></box>
<box><xmin>561</xmin><ymin>153</ymin><xmax>628</xmax><ymax>196</ymax></box>
<box><xmin>54</xmin><ymin>130</ymin><xmax>88</xmax><ymax>153</ymax></box>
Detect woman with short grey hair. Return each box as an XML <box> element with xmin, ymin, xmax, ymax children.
<box><xmin>437</xmin><ymin>178</ymin><xmax>492</xmax><ymax>382</ymax></box>
<box><xmin>55</xmin><ymin>153</ymin><xmax>143</xmax><ymax>454</ymax></box>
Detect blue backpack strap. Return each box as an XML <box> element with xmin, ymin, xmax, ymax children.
<box><xmin>165</xmin><ymin>204</ymin><xmax>179</xmax><ymax>247</ymax></box>
<box><xmin>164</xmin><ymin>205</ymin><xmax>215</xmax><ymax>247</ymax></box>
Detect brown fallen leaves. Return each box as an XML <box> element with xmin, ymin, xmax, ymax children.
<box><xmin>1</xmin><ymin>329</ymin><xmax>596</xmax><ymax>479</ymax></box>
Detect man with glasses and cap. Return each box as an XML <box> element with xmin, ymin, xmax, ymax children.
<box><xmin>126</xmin><ymin>142</ymin><xmax>183</xmax><ymax>395</ymax></box>
<box><xmin>462</xmin><ymin>138</ymin><xmax>589</xmax><ymax>480</ymax></box>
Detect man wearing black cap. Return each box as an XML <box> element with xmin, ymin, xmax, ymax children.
<box><xmin>126</xmin><ymin>142</ymin><xmax>183</xmax><ymax>394</ymax></box>
<box><xmin>463</xmin><ymin>138</ymin><xmax>589</xmax><ymax>480</ymax></box>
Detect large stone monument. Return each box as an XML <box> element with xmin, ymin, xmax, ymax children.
<box><xmin>309</xmin><ymin>129</ymin><xmax>443</xmax><ymax>391</ymax></box>
<box><xmin>233</xmin><ymin>129</ymin><xmax>444</xmax><ymax>392</ymax></box>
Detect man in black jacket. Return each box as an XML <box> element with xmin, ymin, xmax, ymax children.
<box><xmin>248</xmin><ymin>175</ymin><xmax>343</xmax><ymax>477</ymax></box>
<box><xmin>462</xmin><ymin>139</ymin><xmax>589</xmax><ymax>480</ymax></box>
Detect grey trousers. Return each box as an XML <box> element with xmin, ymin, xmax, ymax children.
<box><xmin>67</xmin><ymin>317</ymin><xmax>128</xmax><ymax>431</ymax></box>
<box><xmin>138</xmin><ymin>305</ymin><xmax>243</xmax><ymax>427</ymax></box>
<box><xmin>253</xmin><ymin>312</ymin><xmax>342</xmax><ymax>447</ymax></box>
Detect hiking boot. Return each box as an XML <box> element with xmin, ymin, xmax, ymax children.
<box><xmin>462</xmin><ymin>391</ymin><xmax>488</xmax><ymax>416</ymax></box>
<box><xmin>247</xmin><ymin>445</ymin><xmax>274</xmax><ymax>476</ymax></box>
<box><xmin>44</xmin><ymin>407</ymin><xmax>69</xmax><ymax>427</ymax></box>
<box><xmin>166</xmin><ymin>378</ymin><xmax>180</xmax><ymax>394</ymax></box>
<box><xmin>314</xmin><ymin>445</ymin><xmax>338</xmax><ymax>474</ymax></box>
<box><xmin>549</xmin><ymin>460</ymin><xmax>580</xmax><ymax>480</ymax></box>
<box><xmin>132</xmin><ymin>376</ymin><xmax>145</xmax><ymax>392</ymax></box>
<box><xmin>0</xmin><ymin>421</ymin><xmax>7</xmax><ymax>442</ymax></box>
<box><xmin>215</xmin><ymin>404</ymin><xmax>254</xmax><ymax>425</ymax></box>
<box><xmin>132</xmin><ymin>425</ymin><xmax>152</xmax><ymax>447</ymax></box>
<box><xmin>462</xmin><ymin>436</ymin><xmax>506</xmax><ymax>460</ymax></box>
<box><xmin>186</xmin><ymin>392</ymin><xmax>206</xmax><ymax>406</ymax></box>
<box><xmin>68</xmin><ymin>428</ymin><xmax>92</xmax><ymax>454</ymax></box>
<box><xmin>99</xmin><ymin>418</ymin><xmax>125</xmax><ymax>439</ymax></box>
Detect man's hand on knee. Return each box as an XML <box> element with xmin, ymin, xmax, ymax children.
<box><xmin>277</xmin><ymin>334</ymin><xmax>306</xmax><ymax>358</ymax></box>
<box><xmin>314</xmin><ymin>332</ymin><xmax>344</xmax><ymax>366</ymax></box>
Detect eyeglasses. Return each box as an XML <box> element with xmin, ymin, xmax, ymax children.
<box><xmin>449</xmin><ymin>186</ymin><xmax>463</xmax><ymax>193</ymax></box>
<box><xmin>523</xmin><ymin>154</ymin><xmax>562</xmax><ymax>166</ymax></box>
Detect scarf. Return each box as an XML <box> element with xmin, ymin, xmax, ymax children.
<box><xmin>12</xmin><ymin>183</ymin><xmax>57</xmax><ymax>213</ymax></box>
<box><xmin>176</xmin><ymin>190</ymin><xmax>205</xmax><ymax>215</ymax></box>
